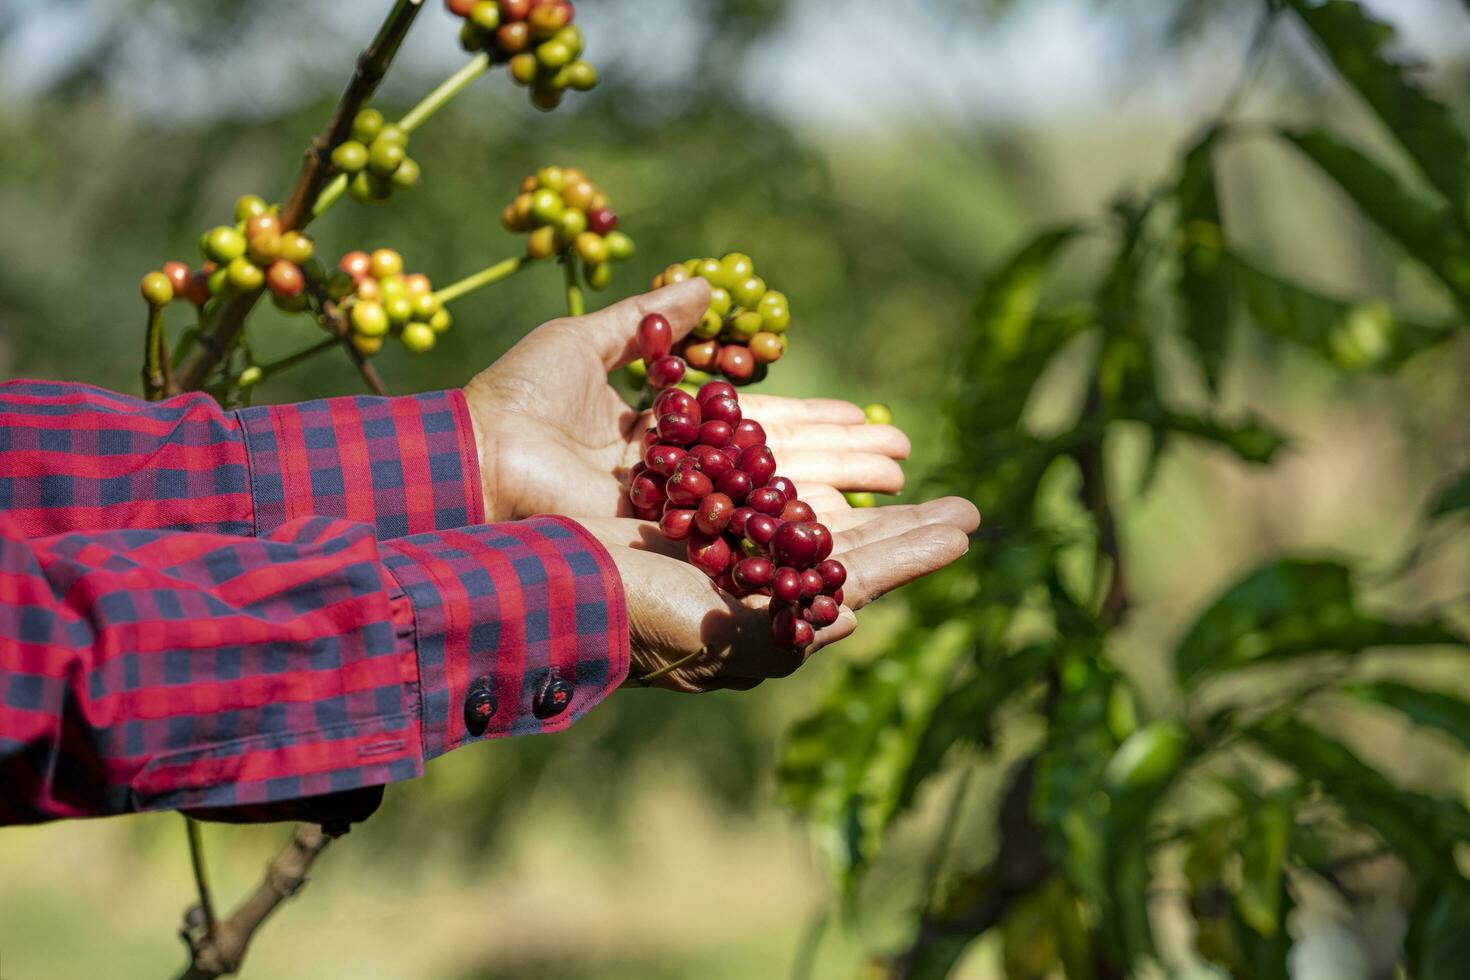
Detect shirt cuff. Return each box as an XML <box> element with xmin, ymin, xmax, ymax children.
<box><xmin>236</xmin><ymin>389</ymin><xmax>483</xmax><ymax>539</ymax></box>
<box><xmin>381</xmin><ymin>516</ymin><xmax>629</xmax><ymax>761</ymax></box>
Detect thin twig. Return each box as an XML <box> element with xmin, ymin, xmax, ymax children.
<box><xmin>143</xmin><ymin>303</ymin><xmax>167</xmax><ymax>400</ymax></box>
<box><xmin>184</xmin><ymin>817</ymin><xmax>218</xmax><ymax>940</ymax></box>
<box><xmin>342</xmin><ymin>339</ymin><xmax>391</xmax><ymax>396</ymax></box>
<box><xmin>433</xmin><ymin>255</ymin><xmax>526</xmax><ymax>306</ymax></box>
<box><xmin>564</xmin><ymin>255</ymin><xmax>585</xmax><ymax>316</ymax></box>
<box><xmin>172</xmin><ymin>0</ymin><xmax>425</xmax><ymax>393</ymax></box>
<box><xmin>178</xmin><ymin>824</ymin><xmax>337</xmax><ymax>980</ymax></box>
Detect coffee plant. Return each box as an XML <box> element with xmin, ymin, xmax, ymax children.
<box><xmin>778</xmin><ymin>2</ymin><xmax>1470</xmax><ymax>977</ymax></box>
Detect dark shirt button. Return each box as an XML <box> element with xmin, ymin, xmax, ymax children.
<box><xmin>533</xmin><ymin>670</ymin><xmax>573</xmax><ymax>719</ymax></box>
<box><xmin>463</xmin><ymin>677</ymin><xmax>497</xmax><ymax>737</ymax></box>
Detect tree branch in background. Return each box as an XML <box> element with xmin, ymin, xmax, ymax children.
<box><xmin>172</xmin><ymin>0</ymin><xmax>426</xmax><ymax>393</ymax></box>
<box><xmin>177</xmin><ymin>824</ymin><xmax>337</xmax><ymax>980</ymax></box>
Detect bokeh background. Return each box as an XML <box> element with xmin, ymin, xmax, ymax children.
<box><xmin>2</xmin><ymin>1</ymin><xmax>1469</xmax><ymax>977</ymax></box>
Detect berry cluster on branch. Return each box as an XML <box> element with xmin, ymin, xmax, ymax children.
<box><xmin>447</xmin><ymin>0</ymin><xmax>596</xmax><ymax>109</ymax></box>
<box><xmin>501</xmin><ymin>165</ymin><xmax>634</xmax><ymax>288</ymax></box>
<box><xmin>631</xmin><ymin>253</ymin><xmax>791</xmax><ymax>387</ymax></box>
<box><xmin>332</xmin><ymin>109</ymin><xmax>422</xmax><ymax>205</ymax></box>
<box><xmin>329</xmin><ymin>248</ymin><xmax>451</xmax><ymax>356</ymax></box>
<box><xmin>628</xmin><ymin>325</ymin><xmax>846</xmax><ymax>651</ymax></box>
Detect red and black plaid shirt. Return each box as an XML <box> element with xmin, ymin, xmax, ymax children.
<box><xmin>0</xmin><ymin>381</ymin><xmax>628</xmax><ymax>825</ymax></box>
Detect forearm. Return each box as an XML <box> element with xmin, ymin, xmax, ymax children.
<box><xmin>0</xmin><ymin>513</ymin><xmax>627</xmax><ymax>824</ymax></box>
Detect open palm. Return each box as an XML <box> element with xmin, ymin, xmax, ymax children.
<box><xmin>463</xmin><ymin>278</ymin><xmax>911</xmax><ymax>521</ymax></box>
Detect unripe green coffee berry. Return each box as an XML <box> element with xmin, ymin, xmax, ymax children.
<box><xmin>604</xmin><ymin>230</ymin><xmax>635</xmax><ymax>262</ymax></box>
<box><xmin>530</xmin><ymin>188</ymin><xmax>563</xmax><ymax>224</ymax></box>
<box><xmin>348</xmin><ymin>171</ymin><xmax>377</xmax><ymax>202</ymax></box>
<box><xmin>537</xmin><ymin>40</ymin><xmax>572</xmax><ymax>69</ymax></box>
<box><xmin>718</xmin><ymin>252</ymin><xmax>754</xmax><ymax>289</ymax></box>
<box><xmin>864</xmin><ymin>403</ymin><xmax>893</xmax><ymax>425</ymax></box>
<box><xmin>140</xmin><ymin>271</ymin><xmax>174</xmax><ymax>307</ymax></box>
<box><xmin>459</xmin><ymin>21</ymin><xmax>489</xmax><ymax>51</ymax></box>
<box><xmin>556</xmin><ymin>208</ymin><xmax>588</xmax><ymax>244</ymax></box>
<box><xmin>527</xmin><ymin>226</ymin><xmax>557</xmax><ymax>259</ymax></box>
<box><xmin>469</xmin><ymin>0</ymin><xmax>500</xmax><ymax>31</ymax></box>
<box><xmin>208</xmin><ymin>265</ymin><xmax>232</xmax><ymax>298</ymax></box>
<box><xmin>353</xmin><ymin>333</ymin><xmax>385</xmax><ymax>356</ymax></box>
<box><xmin>708</xmin><ymin>286</ymin><xmax>732</xmax><ymax>316</ymax></box>
<box><xmin>352</xmin><ymin>108</ymin><xmax>385</xmax><ymax>144</ymax></box>
<box><xmin>376</xmin><ymin>125</ymin><xmax>407</xmax><ymax>147</ymax></box>
<box><xmin>565</xmin><ymin>60</ymin><xmax>597</xmax><ymax>91</ymax></box>
<box><xmin>227</xmin><ymin>256</ymin><xmax>264</xmax><ymax>291</ymax></box>
<box><xmin>332</xmin><ymin>141</ymin><xmax>368</xmax><ymax>173</ymax></box>
<box><xmin>402</xmin><ymin>322</ymin><xmax>437</xmax><ymax>353</ymax></box>
<box><xmin>625</xmin><ymin>358</ymin><xmax>647</xmax><ymax>384</ymax></box>
<box><xmin>412</xmin><ymin>292</ymin><xmax>440</xmax><ymax>321</ymax></box>
<box><xmin>757</xmin><ymin>290</ymin><xmax>790</xmax><ymax>331</ymax></box>
<box><xmin>280</xmin><ymin>231</ymin><xmax>315</xmax><ymax>265</ymax></box>
<box><xmin>509</xmin><ymin>53</ymin><xmax>539</xmax><ymax>85</ymax></box>
<box><xmin>729</xmin><ymin>310</ymin><xmax>763</xmax><ymax>340</ymax></box>
<box><xmin>430</xmin><ymin>308</ymin><xmax>453</xmax><ymax>334</ymax></box>
<box><xmin>693</xmin><ymin>257</ymin><xmax>722</xmax><ymax>281</ymax></box>
<box><xmin>693</xmin><ymin>309</ymin><xmax>723</xmax><ymax>339</ymax></box>
<box><xmin>204</xmin><ymin>226</ymin><xmax>247</xmax><ymax>264</ymax></box>
<box><xmin>368</xmin><ymin>138</ymin><xmax>406</xmax><ymax>176</ymax></box>
<box><xmin>538</xmin><ymin>166</ymin><xmax>566</xmax><ymax>191</ymax></box>
<box><xmin>731</xmin><ymin>275</ymin><xmax>766</xmax><ymax>309</ymax></box>
<box><xmin>555</xmin><ymin>25</ymin><xmax>583</xmax><ymax>56</ymax></box>
<box><xmin>845</xmin><ymin>491</ymin><xmax>877</xmax><ymax>508</ymax></box>
<box><xmin>574</xmin><ymin>231</ymin><xmax>608</xmax><ymax>265</ymax></box>
<box><xmin>238</xmin><ymin>366</ymin><xmax>264</xmax><ymax>387</ymax></box>
<box><xmin>391</xmin><ymin>157</ymin><xmax>422</xmax><ymax>190</ymax></box>
<box><xmin>371</xmin><ymin>248</ymin><xmax>404</xmax><ymax>279</ymax></box>
<box><xmin>585</xmin><ymin>261</ymin><xmax>611</xmax><ymax>290</ymax></box>
<box><xmin>352</xmin><ymin>301</ymin><xmax>390</xmax><ymax>338</ymax></box>
<box><xmin>234</xmin><ymin>195</ymin><xmax>269</xmax><ymax>222</ymax></box>
<box><xmin>531</xmin><ymin>87</ymin><xmax>564</xmax><ymax>111</ymax></box>
<box><xmin>386</xmin><ymin>296</ymin><xmax>414</xmax><ymax>326</ymax></box>
<box><xmin>379</xmin><ymin>276</ymin><xmax>408</xmax><ymax>305</ymax></box>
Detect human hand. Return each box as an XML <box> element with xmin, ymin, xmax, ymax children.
<box><xmin>462</xmin><ymin>278</ymin><xmax>912</xmax><ymax>521</ymax></box>
<box><xmin>578</xmin><ymin>495</ymin><xmax>979</xmax><ymax>692</ymax></box>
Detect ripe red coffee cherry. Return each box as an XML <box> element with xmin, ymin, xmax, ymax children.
<box><xmin>645</xmin><ymin>444</ymin><xmax>686</xmax><ymax>476</ymax></box>
<box><xmin>657</xmin><ymin>412</ymin><xmax>700</xmax><ymax>447</ymax></box>
<box><xmin>637</xmin><ymin>313</ymin><xmax>672</xmax><ymax>362</ymax></box>
<box><xmin>720</xmin><ymin>445</ymin><xmax>742</xmax><ymax>466</ymax></box>
<box><xmin>654</xmin><ymin>387</ymin><xmax>700</xmax><ymax>422</ymax></box>
<box><xmin>768</xmin><ymin>476</ymin><xmax>797</xmax><ymax>502</ymax></box>
<box><xmin>183</xmin><ymin>268</ymin><xmax>212</xmax><ymax>306</ymax></box>
<box><xmin>702</xmin><ymin>394</ymin><xmax>741</xmax><ymax>427</ymax></box>
<box><xmin>728</xmin><ymin>506</ymin><xmax>755</xmax><ymax>538</ymax></box>
<box><xmin>641</xmin><ymin>427</ymin><xmax>662</xmax><ymax>454</ymax></box>
<box><xmin>780</xmin><ymin>499</ymin><xmax>815</xmax><ymax>523</ymax></box>
<box><xmin>162</xmin><ymin>261</ymin><xmax>192</xmax><ymax>296</ymax></box>
<box><xmin>339</xmin><ymin>251</ymin><xmax>373</xmax><ymax>279</ymax></box>
<box><xmin>718</xmin><ymin>344</ymin><xmax>755</xmax><ymax>383</ymax></box>
<box><xmin>831</xmin><ymin>588</ymin><xmax>844</xmax><ymax>606</ymax></box>
<box><xmin>805</xmin><ymin>595</ymin><xmax>840</xmax><ymax>628</ymax></box>
<box><xmin>715</xmin><ymin>468</ymin><xmax>753</xmax><ymax>504</ymax></box>
<box><xmin>696</xmin><ymin>492</ymin><xmax>734</xmax><ymax>535</ymax></box>
<box><xmin>497</xmin><ymin>21</ymin><xmax>532</xmax><ymax>51</ymax></box>
<box><xmin>732</xmin><ymin>557</ymin><xmax>775</xmax><ymax>592</ymax></box>
<box><xmin>747</xmin><ymin>487</ymin><xmax>785</xmax><ymax>517</ymax></box>
<box><xmin>629</xmin><ymin>473</ymin><xmax>667</xmax><ymax>511</ymax></box>
<box><xmin>660</xmin><ymin>508</ymin><xmax>696</xmax><ymax>541</ymax></box>
<box><xmin>267</xmin><ymin>260</ymin><xmax>305</xmax><ymax>298</ymax></box>
<box><xmin>733</xmin><ymin>419</ymin><xmax>766</xmax><ymax>449</ymax></box>
<box><xmin>811</xmin><ymin>523</ymin><xmax>834</xmax><ymax>561</ymax></box>
<box><xmin>630</xmin><ymin>462</ymin><xmax>648</xmax><ymax>482</ymax></box>
<box><xmin>500</xmin><ymin>0</ymin><xmax>532</xmax><ymax>19</ymax></box>
<box><xmin>688</xmin><ymin>533</ymin><xmax>732</xmax><ymax>579</ymax></box>
<box><xmin>447</xmin><ymin>0</ymin><xmax>477</xmax><ymax>14</ymax></box>
<box><xmin>772</xmin><ymin>568</ymin><xmax>803</xmax><ymax>604</ymax></box>
<box><xmin>746</xmin><ymin>514</ymin><xmax>780</xmax><ymax>549</ymax></box>
<box><xmin>697</xmin><ymin>380</ymin><xmax>738</xmax><ymax>405</ymax></box>
<box><xmin>800</xmin><ymin>567</ymin><xmax>824</xmax><ymax>599</ymax></box>
<box><xmin>585</xmin><ymin>208</ymin><xmax>617</xmax><ymax>236</ymax></box>
<box><xmin>698</xmin><ymin>420</ymin><xmax>733</xmax><ymax>447</ymax></box>
<box><xmin>792</xmin><ymin>620</ymin><xmax>815</xmax><ymax>649</ymax></box>
<box><xmin>684</xmin><ymin>339</ymin><xmax>720</xmax><ymax>371</ymax></box>
<box><xmin>773</xmin><ymin>522</ymin><xmax>820</xmax><ymax>567</ymax></box>
<box><xmin>770</xmin><ymin>606</ymin><xmax>799</xmax><ymax>647</ymax></box>
<box><xmin>648</xmin><ymin>355</ymin><xmax>687</xmax><ymax>389</ymax></box>
<box><xmin>687</xmin><ymin>444</ymin><xmax>729</xmax><ymax>477</ymax></box>
<box><xmin>666</xmin><ymin>468</ymin><xmax>714</xmax><ymax>507</ymax></box>
<box><xmin>737</xmin><ymin>445</ymin><xmax>777</xmax><ymax>487</ymax></box>
<box><xmin>817</xmin><ymin>559</ymin><xmax>847</xmax><ymax>593</ymax></box>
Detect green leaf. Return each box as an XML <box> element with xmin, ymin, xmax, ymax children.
<box><xmin>1405</xmin><ymin>885</ymin><xmax>1470</xmax><ymax>980</ymax></box>
<box><xmin>1175</xmin><ymin>559</ymin><xmax>1464</xmax><ymax>688</ymax></box>
<box><xmin>1248</xmin><ymin>717</ymin><xmax>1470</xmax><ymax>888</ymax></box>
<box><xmin>1286</xmin><ymin>0</ymin><xmax>1470</xmax><ymax>210</ymax></box>
<box><xmin>1342</xmin><ymin>680</ymin><xmax>1470</xmax><ymax>749</ymax></box>
<box><xmin>1428</xmin><ymin>469</ymin><xmax>1470</xmax><ymax>521</ymax></box>
<box><xmin>1228</xmin><ymin>250</ymin><xmax>1457</xmax><ymax>372</ymax></box>
<box><xmin>1279</xmin><ymin>128</ymin><xmax>1470</xmax><ymax>298</ymax></box>
<box><xmin>1176</xmin><ymin>127</ymin><xmax>1232</xmax><ymax>389</ymax></box>
<box><xmin>776</xmin><ymin>621</ymin><xmax>974</xmax><ymax>893</ymax></box>
<box><xmin>1237</xmin><ymin>790</ymin><xmax>1295</xmax><ymax>937</ymax></box>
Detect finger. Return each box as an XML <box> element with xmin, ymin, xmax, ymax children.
<box><xmin>739</xmin><ymin>394</ymin><xmax>867</xmax><ymax>426</ymax></box>
<box><xmin>838</xmin><ymin>523</ymin><xmax>972</xmax><ymax>610</ymax></box>
<box><xmin>567</xmin><ymin>277</ymin><xmax>712</xmax><ymax>371</ymax></box>
<box><xmin>794</xmin><ymin>483</ymin><xmax>850</xmax><ymax>516</ymax></box>
<box><xmin>768</xmin><ymin>423</ymin><xmax>911</xmax><ymax>459</ymax></box>
<box><xmin>807</xmin><ymin>606</ymin><xmax>858</xmax><ymax>657</ymax></box>
<box><xmin>777</xmin><ymin>450</ymin><xmax>906</xmax><ymax>494</ymax></box>
<box><xmin>832</xmin><ymin>497</ymin><xmax>981</xmax><ymax>550</ymax></box>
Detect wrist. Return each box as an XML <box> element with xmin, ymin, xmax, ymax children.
<box><xmin>462</xmin><ymin>387</ymin><xmax>498</xmax><ymax>522</ymax></box>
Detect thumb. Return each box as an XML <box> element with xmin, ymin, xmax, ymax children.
<box><xmin>575</xmin><ymin>276</ymin><xmax>711</xmax><ymax>371</ymax></box>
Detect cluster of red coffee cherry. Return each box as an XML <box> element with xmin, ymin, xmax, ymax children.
<box><xmin>638</xmin><ymin>253</ymin><xmax>791</xmax><ymax>386</ymax></box>
<box><xmin>628</xmin><ymin>316</ymin><xmax>845</xmax><ymax>650</ymax></box>
<box><xmin>331</xmin><ymin>248</ymin><xmax>450</xmax><ymax>356</ymax></box>
<box><xmin>140</xmin><ymin>196</ymin><xmax>319</xmax><ymax>312</ymax></box>
<box><xmin>502</xmin><ymin>165</ymin><xmax>635</xmax><ymax>288</ymax></box>
<box><xmin>446</xmin><ymin>0</ymin><xmax>596</xmax><ymax>110</ymax></box>
<box><xmin>332</xmin><ymin>109</ymin><xmax>422</xmax><ymax>205</ymax></box>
